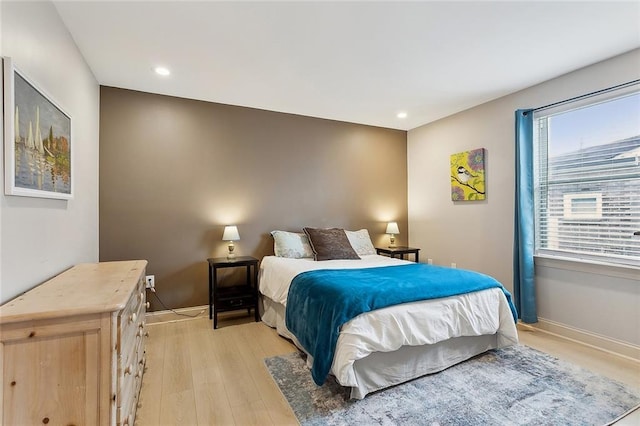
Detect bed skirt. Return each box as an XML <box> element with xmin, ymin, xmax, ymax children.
<box><xmin>261</xmin><ymin>296</ymin><xmax>501</xmax><ymax>399</ymax></box>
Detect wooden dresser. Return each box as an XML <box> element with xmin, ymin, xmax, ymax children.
<box><xmin>0</xmin><ymin>260</ymin><xmax>148</xmax><ymax>426</ymax></box>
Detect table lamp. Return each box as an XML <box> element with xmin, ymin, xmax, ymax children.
<box><xmin>222</xmin><ymin>225</ymin><xmax>240</xmax><ymax>259</ymax></box>
<box><xmin>386</xmin><ymin>222</ymin><xmax>400</xmax><ymax>248</ymax></box>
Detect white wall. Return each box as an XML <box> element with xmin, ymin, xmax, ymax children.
<box><xmin>0</xmin><ymin>1</ymin><xmax>99</xmax><ymax>303</ymax></box>
<box><xmin>408</xmin><ymin>49</ymin><xmax>640</xmax><ymax>349</ymax></box>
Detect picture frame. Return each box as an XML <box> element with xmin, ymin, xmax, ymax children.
<box><xmin>450</xmin><ymin>148</ymin><xmax>486</xmax><ymax>201</ymax></box>
<box><xmin>3</xmin><ymin>57</ymin><xmax>73</xmax><ymax>200</ymax></box>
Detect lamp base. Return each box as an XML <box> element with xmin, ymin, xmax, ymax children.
<box><xmin>227</xmin><ymin>242</ymin><xmax>236</xmax><ymax>260</ymax></box>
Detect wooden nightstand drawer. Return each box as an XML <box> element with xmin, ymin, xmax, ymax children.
<box><xmin>217</xmin><ymin>291</ymin><xmax>254</xmax><ymax>311</ymax></box>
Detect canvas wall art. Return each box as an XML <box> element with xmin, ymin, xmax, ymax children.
<box><xmin>3</xmin><ymin>57</ymin><xmax>73</xmax><ymax>199</ymax></box>
<box><xmin>450</xmin><ymin>148</ymin><xmax>486</xmax><ymax>201</ymax></box>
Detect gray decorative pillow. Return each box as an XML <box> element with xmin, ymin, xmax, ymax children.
<box><xmin>345</xmin><ymin>229</ymin><xmax>377</xmax><ymax>256</ymax></box>
<box><xmin>303</xmin><ymin>227</ymin><xmax>361</xmax><ymax>261</ymax></box>
<box><xmin>271</xmin><ymin>230</ymin><xmax>314</xmax><ymax>259</ymax></box>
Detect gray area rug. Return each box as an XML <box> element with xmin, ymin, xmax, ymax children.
<box><xmin>264</xmin><ymin>345</ymin><xmax>640</xmax><ymax>425</ymax></box>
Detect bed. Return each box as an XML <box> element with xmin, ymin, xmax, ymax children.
<box><xmin>260</xmin><ymin>228</ymin><xmax>519</xmax><ymax>399</ymax></box>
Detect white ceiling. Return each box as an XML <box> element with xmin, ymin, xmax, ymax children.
<box><xmin>53</xmin><ymin>1</ymin><xmax>640</xmax><ymax>131</ymax></box>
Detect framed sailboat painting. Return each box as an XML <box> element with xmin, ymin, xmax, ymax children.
<box><xmin>3</xmin><ymin>57</ymin><xmax>73</xmax><ymax>199</ymax></box>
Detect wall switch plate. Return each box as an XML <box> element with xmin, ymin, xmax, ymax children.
<box><xmin>451</xmin><ymin>263</ymin><xmax>457</xmax><ymax>268</ymax></box>
<box><xmin>145</xmin><ymin>275</ymin><xmax>155</xmax><ymax>289</ymax></box>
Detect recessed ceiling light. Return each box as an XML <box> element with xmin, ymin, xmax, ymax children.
<box><xmin>154</xmin><ymin>66</ymin><xmax>171</xmax><ymax>76</ymax></box>
<box><xmin>397</xmin><ymin>112</ymin><xmax>408</xmax><ymax>119</ymax></box>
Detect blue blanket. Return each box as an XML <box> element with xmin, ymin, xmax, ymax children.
<box><xmin>285</xmin><ymin>263</ymin><xmax>517</xmax><ymax>385</ymax></box>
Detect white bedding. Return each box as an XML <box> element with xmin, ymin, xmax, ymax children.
<box><xmin>259</xmin><ymin>255</ymin><xmax>519</xmax><ymax>389</ymax></box>
<box><xmin>260</xmin><ymin>254</ymin><xmax>411</xmax><ymax>305</ymax></box>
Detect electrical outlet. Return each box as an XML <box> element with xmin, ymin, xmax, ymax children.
<box><xmin>451</xmin><ymin>262</ymin><xmax>457</xmax><ymax>268</ymax></box>
<box><xmin>427</xmin><ymin>258</ymin><xmax>433</xmax><ymax>265</ymax></box>
<box><xmin>145</xmin><ymin>275</ymin><xmax>155</xmax><ymax>289</ymax></box>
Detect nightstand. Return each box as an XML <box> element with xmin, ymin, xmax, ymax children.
<box><xmin>376</xmin><ymin>246</ymin><xmax>421</xmax><ymax>263</ymax></box>
<box><xmin>207</xmin><ymin>256</ymin><xmax>259</xmax><ymax>329</ymax></box>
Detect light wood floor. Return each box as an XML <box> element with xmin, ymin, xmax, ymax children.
<box><xmin>135</xmin><ymin>313</ymin><xmax>640</xmax><ymax>426</ymax></box>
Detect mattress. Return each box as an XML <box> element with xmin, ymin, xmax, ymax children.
<box><xmin>259</xmin><ymin>255</ymin><xmax>519</xmax><ymax>397</ymax></box>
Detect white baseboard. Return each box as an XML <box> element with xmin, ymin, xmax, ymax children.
<box><xmin>145</xmin><ymin>304</ymin><xmax>208</xmax><ymax>324</ymax></box>
<box><xmin>524</xmin><ymin>318</ymin><xmax>640</xmax><ymax>362</ymax></box>
<box><xmin>146</xmin><ymin>307</ymin><xmax>639</xmax><ymax>361</ymax></box>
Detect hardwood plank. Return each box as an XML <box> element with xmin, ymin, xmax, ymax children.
<box><xmin>246</xmin><ymin>361</ymin><xmax>298</xmax><ymax>426</ymax></box>
<box><xmin>231</xmin><ymin>399</ymin><xmax>276</xmax><ymax>426</ymax></box>
<box><xmin>158</xmin><ymin>389</ymin><xmax>197</xmax><ymax>425</ymax></box>
<box><xmin>161</xmin><ymin>322</ymin><xmax>194</xmax><ymax>394</ymax></box>
<box><xmin>192</xmin><ymin>382</ymin><xmax>236</xmax><ymax>425</ymax></box>
<box><xmin>248</xmin><ymin>322</ymin><xmax>298</xmax><ymax>357</ymax></box>
<box><xmin>214</xmin><ymin>326</ymin><xmax>263</xmax><ymax>407</ymax></box>
<box><xmin>156</xmin><ymin>320</ymin><xmax>198</xmax><ymax>424</ymax></box>
<box><xmin>136</xmin><ymin>316</ymin><xmax>639</xmax><ymax>426</ymax></box>
<box><xmin>230</xmin><ymin>323</ymin><xmax>298</xmax><ymax>425</ymax></box>
<box><xmin>188</xmin><ymin>329</ymin><xmax>225</xmax><ymax>387</ymax></box>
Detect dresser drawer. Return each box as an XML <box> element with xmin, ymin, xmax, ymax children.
<box><xmin>120</xmin><ymin>293</ymin><xmax>145</xmax><ymax>351</ymax></box>
<box><xmin>118</xmin><ymin>336</ymin><xmax>145</xmax><ymax>425</ymax></box>
<box><xmin>118</xmin><ymin>363</ymin><xmax>142</xmax><ymax>423</ymax></box>
<box><xmin>118</xmin><ymin>285</ymin><xmax>144</xmax><ymax>350</ymax></box>
<box><xmin>116</xmin><ymin>273</ymin><xmax>147</xmax><ymax>425</ymax></box>
<box><xmin>118</xmin><ymin>331</ymin><xmax>143</xmax><ymax>402</ymax></box>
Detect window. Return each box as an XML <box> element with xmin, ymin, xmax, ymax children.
<box><xmin>533</xmin><ymin>90</ymin><xmax>640</xmax><ymax>267</ymax></box>
<box><xmin>563</xmin><ymin>193</ymin><xmax>602</xmax><ymax>219</ymax></box>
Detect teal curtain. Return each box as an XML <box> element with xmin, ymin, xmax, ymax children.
<box><xmin>514</xmin><ymin>109</ymin><xmax>537</xmax><ymax>323</ymax></box>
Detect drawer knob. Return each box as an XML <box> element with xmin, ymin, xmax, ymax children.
<box><xmin>139</xmin><ymin>292</ymin><xmax>144</xmax><ymax>301</ymax></box>
<box><xmin>130</xmin><ymin>313</ymin><xmax>137</xmax><ymax>323</ymax></box>
<box><xmin>146</xmin><ymin>302</ymin><xmax>150</xmax><ymax>309</ymax></box>
<box><xmin>124</xmin><ymin>364</ymin><xmax>133</xmax><ymax>375</ymax></box>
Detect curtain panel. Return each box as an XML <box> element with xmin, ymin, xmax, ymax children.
<box><xmin>514</xmin><ymin>109</ymin><xmax>537</xmax><ymax>324</ymax></box>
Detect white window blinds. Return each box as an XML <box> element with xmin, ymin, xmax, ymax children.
<box><xmin>533</xmin><ymin>90</ymin><xmax>640</xmax><ymax>267</ymax></box>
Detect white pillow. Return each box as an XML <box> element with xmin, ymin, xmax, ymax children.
<box><xmin>345</xmin><ymin>229</ymin><xmax>377</xmax><ymax>256</ymax></box>
<box><xmin>270</xmin><ymin>230</ymin><xmax>314</xmax><ymax>259</ymax></box>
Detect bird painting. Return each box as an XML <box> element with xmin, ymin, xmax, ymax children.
<box><xmin>450</xmin><ymin>148</ymin><xmax>486</xmax><ymax>201</ymax></box>
<box><xmin>456</xmin><ymin>166</ymin><xmax>476</xmax><ymax>183</ymax></box>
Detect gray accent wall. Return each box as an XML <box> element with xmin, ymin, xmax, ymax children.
<box><xmin>0</xmin><ymin>1</ymin><xmax>100</xmax><ymax>303</ymax></box>
<box><xmin>408</xmin><ymin>49</ymin><xmax>640</xmax><ymax>347</ymax></box>
<box><xmin>99</xmin><ymin>87</ymin><xmax>407</xmax><ymax>311</ymax></box>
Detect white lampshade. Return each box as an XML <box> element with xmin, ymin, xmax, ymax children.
<box><xmin>222</xmin><ymin>225</ymin><xmax>240</xmax><ymax>241</ymax></box>
<box><xmin>385</xmin><ymin>222</ymin><xmax>400</xmax><ymax>235</ymax></box>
